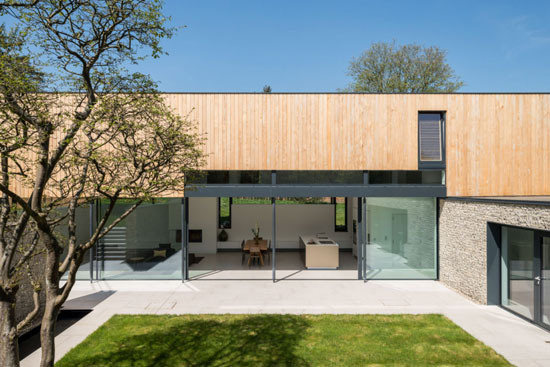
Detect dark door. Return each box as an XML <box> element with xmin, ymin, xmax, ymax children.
<box><xmin>501</xmin><ymin>227</ymin><xmax>550</xmax><ymax>330</ymax></box>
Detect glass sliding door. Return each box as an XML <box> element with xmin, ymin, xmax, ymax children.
<box><xmin>541</xmin><ymin>236</ymin><xmax>550</xmax><ymax>326</ymax></box>
<box><xmin>500</xmin><ymin>226</ymin><xmax>550</xmax><ymax>329</ymax></box>
<box><xmin>500</xmin><ymin>226</ymin><xmax>535</xmax><ymax>320</ymax></box>
<box><xmin>98</xmin><ymin>198</ymin><xmax>183</xmax><ymax>280</ymax></box>
<box><xmin>57</xmin><ymin>204</ymin><xmax>93</xmax><ymax>280</ymax></box>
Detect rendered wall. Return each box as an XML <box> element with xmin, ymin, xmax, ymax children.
<box><xmin>439</xmin><ymin>199</ymin><xmax>550</xmax><ymax>304</ymax></box>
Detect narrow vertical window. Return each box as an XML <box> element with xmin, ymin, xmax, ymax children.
<box><xmin>333</xmin><ymin>197</ymin><xmax>347</xmax><ymax>232</ymax></box>
<box><xmin>218</xmin><ymin>197</ymin><xmax>232</xmax><ymax>228</ymax></box>
<box><xmin>418</xmin><ymin>112</ymin><xmax>445</xmax><ymax>168</ymax></box>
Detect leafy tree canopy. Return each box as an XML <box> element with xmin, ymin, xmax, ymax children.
<box><xmin>344</xmin><ymin>41</ymin><xmax>464</xmax><ymax>93</ymax></box>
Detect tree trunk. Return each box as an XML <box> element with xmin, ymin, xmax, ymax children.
<box><xmin>39</xmin><ymin>245</ymin><xmax>61</xmax><ymax>367</ymax></box>
<box><xmin>39</xmin><ymin>299</ymin><xmax>60</xmax><ymax>367</ymax></box>
<box><xmin>0</xmin><ymin>295</ymin><xmax>19</xmax><ymax>367</ymax></box>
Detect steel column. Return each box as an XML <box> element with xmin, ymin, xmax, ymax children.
<box><xmin>89</xmin><ymin>202</ymin><xmax>94</xmax><ymax>282</ymax></box>
<box><xmin>272</xmin><ymin>197</ymin><xmax>276</xmax><ymax>282</ymax></box>
<box><xmin>357</xmin><ymin>197</ymin><xmax>363</xmax><ymax>280</ymax></box>
<box><xmin>362</xmin><ymin>197</ymin><xmax>368</xmax><ymax>281</ymax></box>
<box><xmin>182</xmin><ymin>197</ymin><xmax>189</xmax><ymax>281</ymax></box>
<box><xmin>95</xmin><ymin>199</ymin><xmax>100</xmax><ymax>280</ymax></box>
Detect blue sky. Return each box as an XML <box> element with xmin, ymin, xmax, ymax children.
<box><xmin>4</xmin><ymin>0</ymin><xmax>550</xmax><ymax>92</ymax></box>
<box><xmin>3</xmin><ymin>1</ymin><xmax>548</xmax><ymax>92</ymax></box>
<box><xmin>137</xmin><ymin>0</ymin><xmax>550</xmax><ymax>92</ymax></box>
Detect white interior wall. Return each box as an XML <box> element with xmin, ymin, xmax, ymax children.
<box><xmin>225</xmin><ymin>204</ymin><xmax>352</xmax><ymax>249</ymax></box>
<box><xmin>188</xmin><ymin>197</ymin><xmax>218</xmax><ymax>254</ymax></box>
<box><xmin>188</xmin><ymin>198</ymin><xmax>353</xmax><ymax>253</ymax></box>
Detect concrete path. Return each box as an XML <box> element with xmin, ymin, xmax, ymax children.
<box><xmin>21</xmin><ymin>280</ymin><xmax>550</xmax><ymax>367</ymax></box>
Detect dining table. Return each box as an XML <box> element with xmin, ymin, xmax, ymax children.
<box><xmin>243</xmin><ymin>239</ymin><xmax>268</xmax><ymax>251</ymax></box>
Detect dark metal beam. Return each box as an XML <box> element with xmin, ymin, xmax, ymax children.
<box><xmin>184</xmin><ymin>184</ymin><xmax>446</xmax><ymax>198</ymax></box>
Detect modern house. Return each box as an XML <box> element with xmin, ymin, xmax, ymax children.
<box><xmin>62</xmin><ymin>93</ymin><xmax>549</xmax><ymax>330</ymax></box>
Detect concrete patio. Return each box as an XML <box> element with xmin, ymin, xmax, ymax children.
<box><xmin>21</xmin><ymin>279</ymin><xmax>550</xmax><ymax>367</ymax></box>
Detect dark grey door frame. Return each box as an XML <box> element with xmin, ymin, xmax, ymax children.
<box><xmin>486</xmin><ymin>222</ymin><xmax>501</xmax><ymax>305</ymax></box>
<box><xmin>534</xmin><ymin>230</ymin><xmax>550</xmax><ymax>328</ymax></box>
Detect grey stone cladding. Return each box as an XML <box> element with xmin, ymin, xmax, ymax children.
<box><xmin>439</xmin><ymin>199</ymin><xmax>550</xmax><ymax>304</ymax></box>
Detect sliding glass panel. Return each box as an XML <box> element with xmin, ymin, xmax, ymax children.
<box><xmin>276</xmin><ymin>171</ymin><xmax>363</xmax><ymax>185</ymax></box>
<box><xmin>56</xmin><ymin>204</ymin><xmax>92</xmax><ymax>280</ymax></box>
<box><xmin>99</xmin><ymin>198</ymin><xmax>182</xmax><ymax>280</ymax></box>
<box><xmin>188</xmin><ymin>171</ymin><xmax>272</xmax><ymax>184</ymax></box>
<box><xmin>542</xmin><ymin>236</ymin><xmax>550</xmax><ymax>326</ymax></box>
<box><xmin>365</xmin><ymin>197</ymin><xmax>436</xmax><ymax>279</ymax></box>
<box><xmin>368</xmin><ymin>170</ymin><xmax>444</xmax><ymax>185</ymax></box>
<box><xmin>501</xmin><ymin>226</ymin><xmax>535</xmax><ymax>320</ymax></box>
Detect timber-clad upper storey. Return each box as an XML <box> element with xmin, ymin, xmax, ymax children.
<box><xmin>165</xmin><ymin>93</ymin><xmax>550</xmax><ymax>197</ymax></box>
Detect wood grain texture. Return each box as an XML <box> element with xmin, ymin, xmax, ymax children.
<box><xmin>9</xmin><ymin>94</ymin><xmax>550</xmax><ymax>197</ymax></box>
<box><xmin>165</xmin><ymin>93</ymin><xmax>550</xmax><ymax>197</ymax></box>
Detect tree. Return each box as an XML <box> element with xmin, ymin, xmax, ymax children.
<box><xmin>263</xmin><ymin>85</ymin><xmax>272</xmax><ymax>93</ymax></box>
<box><xmin>344</xmin><ymin>41</ymin><xmax>464</xmax><ymax>93</ymax></box>
<box><xmin>0</xmin><ymin>2</ymin><xmax>205</xmax><ymax>367</ymax></box>
<box><xmin>0</xmin><ymin>24</ymin><xmax>51</xmax><ymax>367</ymax></box>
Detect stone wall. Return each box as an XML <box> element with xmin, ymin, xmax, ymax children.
<box><xmin>439</xmin><ymin>199</ymin><xmax>550</xmax><ymax>304</ymax></box>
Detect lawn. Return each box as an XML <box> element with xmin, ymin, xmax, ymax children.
<box><xmin>56</xmin><ymin>314</ymin><xmax>512</xmax><ymax>367</ymax></box>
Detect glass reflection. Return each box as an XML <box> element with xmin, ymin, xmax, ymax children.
<box><xmin>501</xmin><ymin>226</ymin><xmax>534</xmax><ymax>320</ymax></box>
<box><xmin>365</xmin><ymin>197</ymin><xmax>436</xmax><ymax>279</ymax></box>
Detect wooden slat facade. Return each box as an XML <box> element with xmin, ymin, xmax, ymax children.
<box><xmin>165</xmin><ymin>93</ymin><xmax>550</xmax><ymax>197</ymax></box>
<box><xmin>9</xmin><ymin>93</ymin><xmax>550</xmax><ymax>198</ymax></box>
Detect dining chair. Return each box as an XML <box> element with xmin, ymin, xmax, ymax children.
<box><xmin>240</xmin><ymin>239</ymin><xmax>247</xmax><ymax>265</ymax></box>
<box><xmin>263</xmin><ymin>240</ymin><xmax>271</xmax><ymax>264</ymax></box>
<box><xmin>248</xmin><ymin>246</ymin><xmax>264</xmax><ymax>266</ymax></box>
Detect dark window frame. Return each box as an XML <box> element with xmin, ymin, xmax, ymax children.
<box><xmin>332</xmin><ymin>197</ymin><xmax>348</xmax><ymax>232</ymax></box>
<box><xmin>218</xmin><ymin>197</ymin><xmax>232</xmax><ymax>229</ymax></box>
<box><xmin>418</xmin><ymin>111</ymin><xmax>446</xmax><ymax>169</ymax></box>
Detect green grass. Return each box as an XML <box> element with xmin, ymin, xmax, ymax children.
<box><xmin>335</xmin><ymin>201</ymin><xmax>345</xmax><ymax>229</ymax></box>
<box><xmin>56</xmin><ymin>314</ymin><xmax>512</xmax><ymax>367</ymax></box>
<box><xmin>232</xmin><ymin>197</ymin><xmax>331</xmax><ymax>205</ymax></box>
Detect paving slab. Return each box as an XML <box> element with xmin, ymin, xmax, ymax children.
<box><xmin>20</xmin><ymin>279</ymin><xmax>550</xmax><ymax>367</ymax></box>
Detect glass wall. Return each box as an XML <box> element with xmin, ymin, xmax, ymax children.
<box><xmin>368</xmin><ymin>170</ymin><xmax>444</xmax><ymax>185</ymax></box>
<box><xmin>365</xmin><ymin>197</ymin><xmax>437</xmax><ymax>279</ymax></box>
<box><xmin>98</xmin><ymin>198</ymin><xmax>182</xmax><ymax>280</ymax></box>
<box><xmin>501</xmin><ymin>226</ymin><xmax>535</xmax><ymax>320</ymax></box>
<box><xmin>57</xmin><ymin>204</ymin><xmax>92</xmax><ymax>280</ymax></box>
<box><xmin>542</xmin><ymin>236</ymin><xmax>550</xmax><ymax>326</ymax></box>
<box><xmin>277</xmin><ymin>171</ymin><xmax>363</xmax><ymax>185</ymax></box>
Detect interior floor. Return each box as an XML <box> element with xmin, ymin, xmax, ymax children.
<box><xmin>189</xmin><ymin>250</ymin><xmax>358</xmax><ymax>280</ymax></box>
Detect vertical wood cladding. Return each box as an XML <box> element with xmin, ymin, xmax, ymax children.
<box><xmin>10</xmin><ymin>94</ymin><xmax>550</xmax><ymax>197</ymax></box>
<box><xmin>165</xmin><ymin>93</ymin><xmax>550</xmax><ymax>197</ymax></box>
